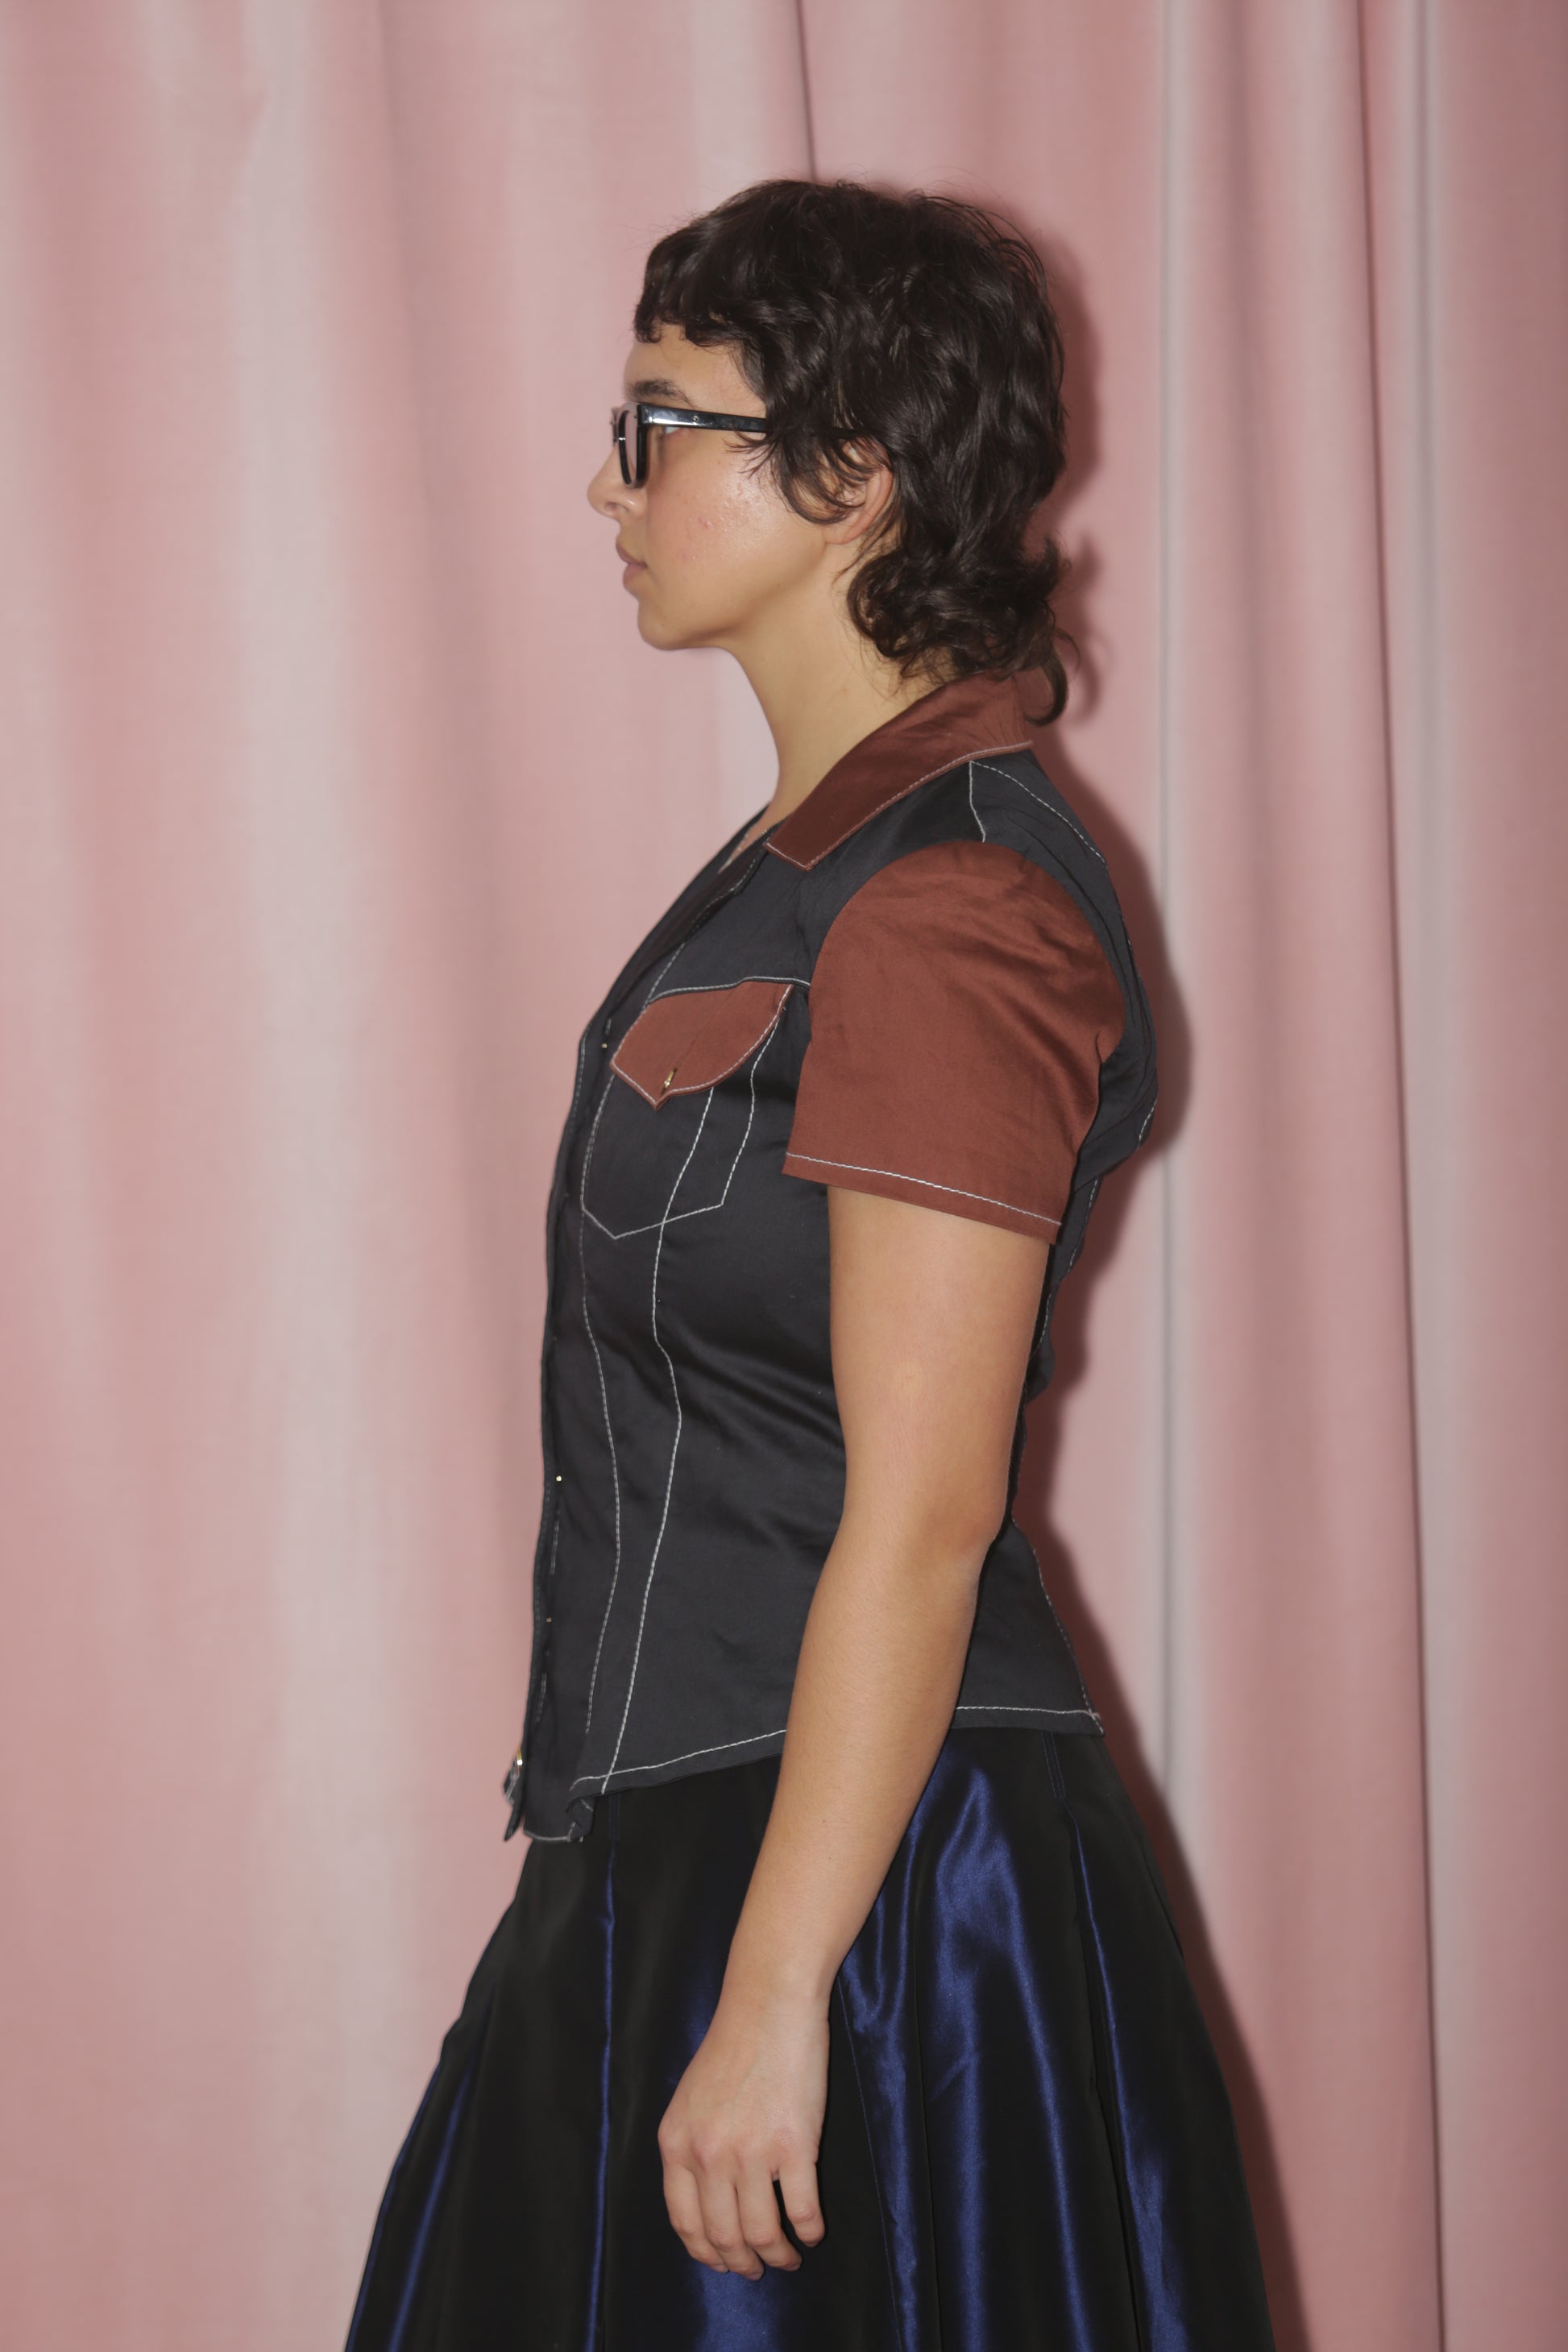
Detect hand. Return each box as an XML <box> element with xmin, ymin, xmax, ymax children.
<box><xmin>657</xmin><ymin>1981</ymin><xmax>829</xmax><ymax>2279</ymax></box>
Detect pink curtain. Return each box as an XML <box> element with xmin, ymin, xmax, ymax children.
<box><xmin>2</xmin><ymin>5</ymin><xmax>1562</xmax><ymax>2346</ymax></box>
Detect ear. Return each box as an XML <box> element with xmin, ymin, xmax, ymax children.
<box><xmin>819</xmin><ymin>442</ymin><xmax>898</xmax><ymax>550</ymax></box>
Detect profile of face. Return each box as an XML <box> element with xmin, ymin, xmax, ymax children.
<box><xmin>586</xmin><ymin>325</ymin><xmax>881</xmax><ymax>657</ymax></box>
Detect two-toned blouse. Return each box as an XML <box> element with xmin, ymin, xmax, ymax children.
<box><xmin>506</xmin><ymin>670</ymin><xmax>1157</xmax><ymax>1844</ymax></box>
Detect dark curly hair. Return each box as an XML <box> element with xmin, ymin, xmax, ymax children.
<box><xmin>634</xmin><ymin>178</ymin><xmax>1073</xmax><ymax>720</ymax></box>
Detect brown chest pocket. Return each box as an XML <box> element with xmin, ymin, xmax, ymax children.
<box><xmin>583</xmin><ymin>979</ymin><xmax>794</xmax><ymax>1239</ymax></box>
<box><xmin>611</xmin><ymin>978</ymin><xmax>794</xmax><ymax>1105</ymax></box>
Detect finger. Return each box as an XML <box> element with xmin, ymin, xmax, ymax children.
<box><xmin>778</xmin><ymin>2157</ymin><xmax>826</xmax><ymax>2248</ymax></box>
<box><xmin>699</xmin><ymin>2176</ymin><xmax>763</xmax><ymax>2282</ymax></box>
<box><xmin>736</xmin><ymin>2164</ymin><xmax>801</xmax><ymax>2271</ymax></box>
<box><xmin>663</xmin><ymin>2163</ymin><xmax>728</xmax><ymax>2273</ymax></box>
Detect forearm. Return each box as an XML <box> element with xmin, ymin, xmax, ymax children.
<box><xmin>656</xmin><ymin>1194</ymin><xmax>1047</xmax><ymax>2275</ymax></box>
<box><xmin>721</xmin><ymin>1505</ymin><xmax>988</xmax><ymax>2014</ymax></box>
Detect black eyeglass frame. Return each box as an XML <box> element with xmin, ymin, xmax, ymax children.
<box><xmin>611</xmin><ymin>400</ymin><xmax>769</xmax><ymax>487</ymax></box>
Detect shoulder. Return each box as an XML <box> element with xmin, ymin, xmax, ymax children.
<box><xmin>960</xmin><ymin>747</ymin><xmax>1113</xmax><ymax>878</ymax></box>
<box><xmin>783</xmin><ymin>830</ymin><xmax>1126</xmax><ymax>1242</ymax></box>
<box><xmin>792</xmin><ymin>744</ymin><xmax>1118</xmax><ymax>948</ymax></box>
<box><xmin>812</xmin><ymin>831</ymin><xmax>1125</xmax><ymax>1066</ymax></box>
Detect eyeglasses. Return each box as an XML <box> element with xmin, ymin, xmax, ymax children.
<box><xmin>610</xmin><ymin>400</ymin><xmax>769</xmax><ymax>488</ymax></box>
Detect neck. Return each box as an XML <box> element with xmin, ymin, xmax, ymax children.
<box><xmin>728</xmin><ymin>598</ymin><xmax>945</xmax><ymax>826</ymax></box>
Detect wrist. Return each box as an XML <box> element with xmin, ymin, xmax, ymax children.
<box><xmin>721</xmin><ymin>1926</ymin><xmax>838</xmax><ymax>2017</ymax></box>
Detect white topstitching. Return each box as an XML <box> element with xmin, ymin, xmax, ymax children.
<box><xmin>571</xmin><ymin>1725</ymin><xmax>787</xmax><ymax>1790</ymax></box>
<box><xmin>585</xmin><ymin>999</ymin><xmax>786</xmax><ymax>1240</ymax></box>
<box><xmin>599</xmin><ymin>1092</ymin><xmax>713</xmax><ymax>1790</ymax></box>
<box><xmin>967</xmin><ymin>758</ymin><xmax>988</xmax><ymax>841</ymax></box>
<box><xmin>766</xmin><ymin>735</ymin><xmax>1032</xmax><ymax>868</ymax></box>
<box><xmin>577</xmin><ymin>1082</ymin><xmax>624</xmax><ymax>1735</ymax></box>
<box><xmin>969</xmin><ymin>757</ymin><xmax>1106</xmax><ymax>865</ymax></box>
<box><xmin>611</xmin><ymin>985</ymin><xmax>793</xmax><ymax>1106</ymax></box>
<box><xmin>784</xmin><ymin>1151</ymin><xmax>1062</xmax><ymax>1229</ymax></box>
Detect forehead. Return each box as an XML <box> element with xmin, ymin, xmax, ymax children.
<box><xmin>620</xmin><ymin>325</ymin><xmax>754</xmax><ymax>409</ymax></box>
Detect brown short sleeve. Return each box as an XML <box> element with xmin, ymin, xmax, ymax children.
<box><xmin>782</xmin><ymin>841</ymin><xmax>1125</xmax><ymax>1239</ymax></box>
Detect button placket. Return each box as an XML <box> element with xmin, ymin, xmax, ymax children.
<box><xmin>508</xmin><ymin>832</ymin><xmax>771</xmax><ymax>1839</ymax></box>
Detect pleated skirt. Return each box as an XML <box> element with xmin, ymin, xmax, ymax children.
<box><xmin>344</xmin><ymin>1730</ymin><xmax>1275</xmax><ymax>2351</ymax></box>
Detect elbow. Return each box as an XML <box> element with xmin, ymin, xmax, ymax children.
<box><xmin>845</xmin><ymin>1483</ymin><xmax>1008</xmax><ymax>1595</ymax></box>
<box><xmin>920</xmin><ymin>1470</ymin><xmax>1013</xmax><ymax>1576</ymax></box>
<box><xmin>940</xmin><ymin>1500</ymin><xmax>1008</xmax><ymax>1587</ymax></box>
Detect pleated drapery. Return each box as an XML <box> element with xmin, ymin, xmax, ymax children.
<box><xmin>0</xmin><ymin>6</ymin><xmax>1562</xmax><ymax>2350</ymax></box>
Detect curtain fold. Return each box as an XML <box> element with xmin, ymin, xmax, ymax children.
<box><xmin>0</xmin><ymin>4</ymin><xmax>1561</xmax><ymax>2346</ymax></box>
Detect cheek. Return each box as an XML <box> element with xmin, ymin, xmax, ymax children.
<box><xmin>648</xmin><ymin>465</ymin><xmax>805</xmax><ymax>603</ymax></box>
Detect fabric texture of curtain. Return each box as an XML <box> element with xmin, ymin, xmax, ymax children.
<box><xmin>0</xmin><ymin>4</ymin><xmax>1562</xmax><ymax>2347</ymax></box>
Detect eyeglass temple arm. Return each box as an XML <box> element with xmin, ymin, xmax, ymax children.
<box><xmin>628</xmin><ymin>404</ymin><xmax>769</xmax><ymax>432</ymax></box>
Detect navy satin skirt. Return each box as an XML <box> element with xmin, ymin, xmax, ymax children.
<box><xmin>345</xmin><ymin>1731</ymin><xmax>1274</xmax><ymax>2350</ymax></box>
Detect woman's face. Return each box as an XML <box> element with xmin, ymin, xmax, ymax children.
<box><xmin>587</xmin><ymin>326</ymin><xmax>828</xmax><ymax>653</ymax></box>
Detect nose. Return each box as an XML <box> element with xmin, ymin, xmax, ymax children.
<box><xmin>587</xmin><ymin>446</ymin><xmax>635</xmax><ymax>516</ymax></box>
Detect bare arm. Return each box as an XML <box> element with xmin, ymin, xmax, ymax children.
<box><xmin>657</xmin><ymin>1184</ymin><xmax>1051</xmax><ymax>2277</ymax></box>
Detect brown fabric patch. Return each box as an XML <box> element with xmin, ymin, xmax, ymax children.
<box><xmin>612</xmin><ymin>979</ymin><xmax>793</xmax><ymax>1107</ymax></box>
<box><xmin>782</xmin><ymin>843</ymin><xmax>1123</xmax><ymax>1239</ymax></box>
<box><xmin>766</xmin><ymin>673</ymin><xmax>1033</xmax><ymax>871</ymax></box>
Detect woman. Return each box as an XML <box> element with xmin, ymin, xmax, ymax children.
<box><xmin>346</xmin><ymin>180</ymin><xmax>1274</xmax><ymax>2350</ymax></box>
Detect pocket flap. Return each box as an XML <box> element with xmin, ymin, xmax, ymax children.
<box><xmin>612</xmin><ymin>979</ymin><xmax>793</xmax><ymax>1106</ymax></box>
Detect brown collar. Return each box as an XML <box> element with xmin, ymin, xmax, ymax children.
<box><xmin>765</xmin><ymin>672</ymin><xmax>1035</xmax><ymax>872</ymax></box>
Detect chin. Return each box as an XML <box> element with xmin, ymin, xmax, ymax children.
<box><xmin>635</xmin><ymin>604</ymin><xmax>705</xmax><ymax>653</ymax></box>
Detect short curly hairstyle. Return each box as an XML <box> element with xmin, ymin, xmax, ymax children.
<box><xmin>634</xmin><ymin>178</ymin><xmax>1073</xmax><ymax>719</ymax></box>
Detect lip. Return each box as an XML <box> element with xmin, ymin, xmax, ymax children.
<box><xmin>616</xmin><ymin>542</ymin><xmax>646</xmax><ymax>580</ymax></box>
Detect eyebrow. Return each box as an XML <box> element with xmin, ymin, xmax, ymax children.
<box><xmin>622</xmin><ymin>374</ymin><xmax>695</xmax><ymax>404</ymax></box>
